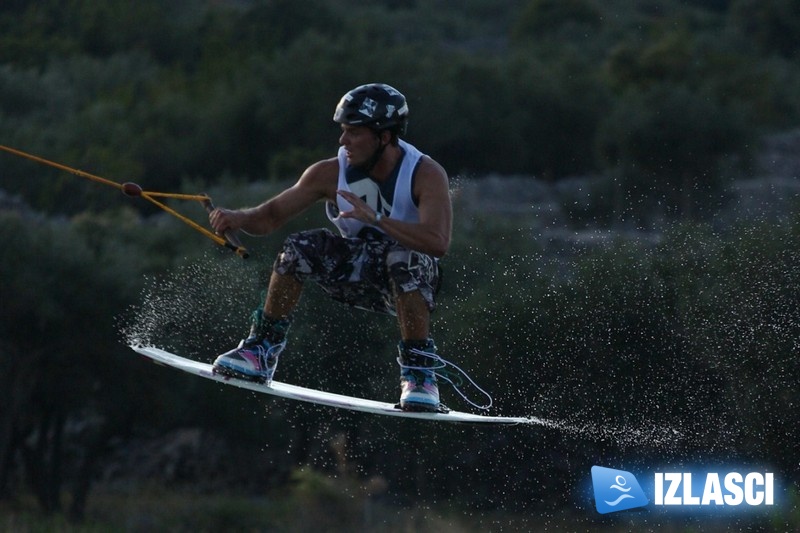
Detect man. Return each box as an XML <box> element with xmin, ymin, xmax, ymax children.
<box><xmin>208</xmin><ymin>83</ymin><xmax>452</xmax><ymax>412</ymax></box>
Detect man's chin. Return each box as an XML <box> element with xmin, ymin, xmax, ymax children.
<box><xmin>347</xmin><ymin>157</ymin><xmax>368</xmax><ymax>170</ymax></box>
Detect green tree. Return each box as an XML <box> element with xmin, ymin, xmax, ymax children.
<box><xmin>595</xmin><ymin>84</ymin><xmax>750</xmax><ymax>222</ymax></box>
<box><xmin>729</xmin><ymin>0</ymin><xmax>800</xmax><ymax>58</ymax></box>
<box><xmin>511</xmin><ymin>0</ymin><xmax>602</xmax><ymax>43</ymax></box>
<box><xmin>0</xmin><ymin>207</ymin><xmax>155</xmax><ymax>519</ymax></box>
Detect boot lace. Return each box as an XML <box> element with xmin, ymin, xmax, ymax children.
<box><xmin>397</xmin><ymin>348</ymin><xmax>493</xmax><ymax>410</ymax></box>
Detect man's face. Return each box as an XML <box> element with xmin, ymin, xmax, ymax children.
<box><xmin>339</xmin><ymin>124</ymin><xmax>383</xmax><ymax>167</ymax></box>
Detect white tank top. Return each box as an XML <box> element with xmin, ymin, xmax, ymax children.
<box><xmin>326</xmin><ymin>139</ymin><xmax>424</xmax><ymax>238</ymax></box>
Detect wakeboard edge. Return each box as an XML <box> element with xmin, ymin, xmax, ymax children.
<box><xmin>131</xmin><ymin>344</ymin><xmax>532</xmax><ymax>425</ymax></box>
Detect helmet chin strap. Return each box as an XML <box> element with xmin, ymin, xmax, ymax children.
<box><xmin>356</xmin><ymin>130</ymin><xmax>388</xmax><ymax>174</ymax></box>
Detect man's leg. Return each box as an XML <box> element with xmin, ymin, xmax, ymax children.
<box><xmin>264</xmin><ymin>271</ymin><xmax>303</xmax><ymax>320</ymax></box>
<box><xmin>216</xmin><ymin>228</ymin><xmax>352</xmax><ymax>382</ymax></box>
<box><xmin>395</xmin><ymin>288</ymin><xmax>440</xmax><ymax>411</ymax></box>
<box><xmin>212</xmin><ymin>266</ymin><xmax>300</xmax><ymax>382</ymax></box>
<box><xmin>395</xmin><ymin>289</ymin><xmax>430</xmax><ymax>341</ymax></box>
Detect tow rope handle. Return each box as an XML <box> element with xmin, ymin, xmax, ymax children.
<box><xmin>202</xmin><ymin>198</ymin><xmax>249</xmax><ymax>259</ymax></box>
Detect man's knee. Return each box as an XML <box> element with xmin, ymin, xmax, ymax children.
<box><xmin>273</xmin><ymin>230</ymin><xmax>324</xmax><ymax>277</ymax></box>
<box><xmin>387</xmin><ymin>250</ymin><xmax>439</xmax><ymax>296</ymax></box>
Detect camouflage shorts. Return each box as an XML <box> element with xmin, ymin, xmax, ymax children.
<box><xmin>273</xmin><ymin>228</ymin><xmax>440</xmax><ymax>315</ymax></box>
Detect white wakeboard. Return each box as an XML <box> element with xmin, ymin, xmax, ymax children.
<box><xmin>131</xmin><ymin>345</ymin><xmax>532</xmax><ymax>425</ymax></box>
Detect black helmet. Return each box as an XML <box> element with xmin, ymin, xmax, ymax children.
<box><xmin>333</xmin><ymin>83</ymin><xmax>408</xmax><ymax>135</ymax></box>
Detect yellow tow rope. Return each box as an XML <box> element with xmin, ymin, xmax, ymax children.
<box><xmin>0</xmin><ymin>144</ymin><xmax>248</xmax><ymax>258</ymax></box>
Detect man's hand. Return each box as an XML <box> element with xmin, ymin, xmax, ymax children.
<box><xmin>208</xmin><ymin>207</ymin><xmax>246</xmax><ymax>235</ymax></box>
<box><xmin>336</xmin><ymin>189</ymin><xmax>379</xmax><ymax>224</ymax></box>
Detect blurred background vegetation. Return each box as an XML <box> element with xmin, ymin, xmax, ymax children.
<box><xmin>1</xmin><ymin>0</ymin><xmax>799</xmax><ymax>530</ymax></box>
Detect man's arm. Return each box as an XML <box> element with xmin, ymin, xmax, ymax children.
<box><xmin>337</xmin><ymin>156</ymin><xmax>452</xmax><ymax>257</ymax></box>
<box><xmin>209</xmin><ymin>158</ymin><xmax>338</xmax><ymax>236</ymax></box>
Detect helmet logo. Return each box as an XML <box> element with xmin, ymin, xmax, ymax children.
<box><xmin>359</xmin><ymin>97</ymin><xmax>378</xmax><ymax>118</ymax></box>
<box><xmin>386</xmin><ymin>105</ymin><xmax>395</xmax><ymax>118</ymax></box>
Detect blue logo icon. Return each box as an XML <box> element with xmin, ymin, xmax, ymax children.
<box><xmin>591</xmin><ymin>466</ymin><xmax>649</xmax><ymax>514</ymax></box>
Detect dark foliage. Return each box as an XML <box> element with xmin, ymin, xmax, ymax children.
<box><xmin>1</xmin><ymin>0</ymin><xmax>799</xmax><ymax>528</ymax></box>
